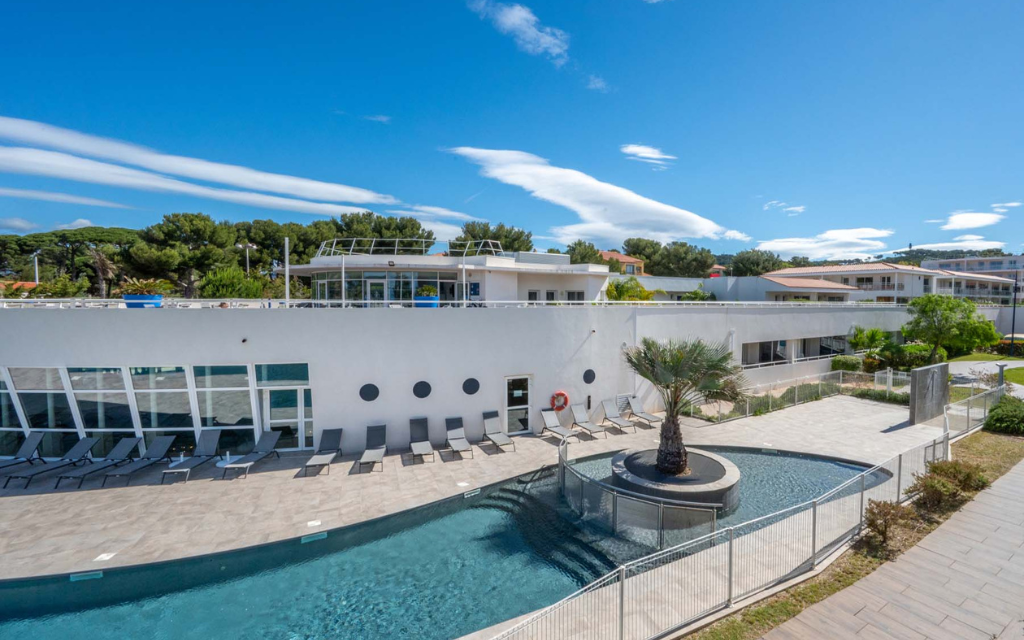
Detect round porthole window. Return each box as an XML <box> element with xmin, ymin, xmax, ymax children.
<box><xmin>413</xmin><ymin>381</ymin><xmax>431</xmax><ymax>399</ymax></box>
<box><xmin>359</xmin><ymin>384</ymin><xmax>379</xmax><ymax>402</ymax></box>
<box><xmin>583</xmin><ymin>369</ymin><xmax>596</xmax><ymax>384</ymax></box>
<box><xmin>463</xmin><ymin>378</ymin><xmax>480</xmax><ymax>395</ymax></box>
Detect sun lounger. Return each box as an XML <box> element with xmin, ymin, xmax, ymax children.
<box><xmin>221</xmin><ymin>430</ymin><xmax>282</xmax><ymax>479</ymax></box>
<box><xmin>601</xmin><ymin>399</ymin><xmax>636</xmax><ymax>433</ymax></box>
<box><xmin>407</xmin><ymin>418</ymin><xmax>435</xmax><ymax>463</ymax></box>
<box><xmin>359</xmin><ymin>424</ymin><xmax>387</xmax><ymax>472</ymax></box>
<box><xmin>56</xmin><ymin>437</ymin><xmax>140</xmax><ymax>489</ymax></box>
<box><xmin>161</xmin><ymin>431</ymin><xmax>221</xmax><ymax>484</ymax></box>
<box><xmin>570</xmin><ymin>404</ymin><xmax>607</xmax><ymax>438</ymax></box>
<box><xmin>0</xmin><ymin>432</ymin><xmax>44</xmax><ymax>471</ymax></box>
<box><xmin>102</xmin><ymin>435</ymin><xmax>176</xmax><ymax>486</ymax></box>
<box><xmin>444</xmin><ymin>417</ymin><xmax>474</xmax><ymax>458</ymax></box>
<box><xmin>483</xmin><ymin>410</ymin><xmax>515</xmax><ymax>452</ymax></box>
<box><xmin>3</xmin><ymin>437</ymin><xmax>98</xmax><ymax>489</ymax></box>
<box><xmin>540</xmin><ymin>409</ymin><xmax>577</xmax><ymax>441</ymax></box>
<box><xmin>628</xmin><ymin>397</ymin><xmax>662</xmax><ymax>426</ymax></box>
<box><xmin>303</xmin><ymin>428</ymin><xmax>343</xmax><ymax>476</ymax></box>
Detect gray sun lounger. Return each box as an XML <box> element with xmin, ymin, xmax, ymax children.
<box><xmin>56</xmin><ymin>437</ymin><xmax>140</xmax><ymax>489</ymax></box>
<box><xmin>359</xmin><ymin>424</ymin><xmax>387</xmax><ymax>473</ymax></box>
<box><xmin>303</xmin><ymin>428</ymin><xmax>343</xmax><ymax>476</ymax></box>
<box><xmin>570</xmin><ymin>404</ymin><xmax>607</xmax><ymax>438</ymax></box>
<box><xmin>3</xmin><ymin>437</ymin><xmax>99</xmax><ymax>489</ymax></box>
<box><xmin>221</xmin><ymin>430</ymin><xmax>282</xmax><ymax>479</ymax></box>
<box><xmin>161</xmin><ymin>431</ymin><xmax>221</xmax><ymax>484</ymax></box>
<box><xmin>445</xmin><ymin>417</ymin><xmax>474</xmax><ymax>459</ymax></box>
<box><xmin>601</xmin><ymin>400</ymin><xmax>637</xmax><ymax>433</ymax></box>
<box><xmin>483</xmin><ymin>410</ymin><xmax>515</xmax><ymax>452</ymax></box>
<box><xmin>407</xmin><ymin>418</ymin><xmax>435</xmax><ymax>463</ymax></box>
<box><xmin>102</xmin><ymin>435</ymin><xmax>176</xmax><ymax>486</ymax></box>
<box><xmin>0</xmin><ymin>432</ymin><xmax>44</xmax><ymax>471</ymax></box>
<box><xmin>541</xmin><ymin>409</ymin><xmax>577</xmax><ymax>441</ymax></box>
<box><xmin>628</xmin><ymin>397</ymin><xmax>663</xmax><ymax>426</ymax></box>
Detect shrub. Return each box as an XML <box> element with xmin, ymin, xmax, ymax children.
<box><xmin>984</xmin><ymin>395</ymin><xmax>1024</xmax><ymax>435</ymax></box>
<box><xmin>927</xmin><ymin>460</ymin><xmax>990</xmax><ymax>492</ymax></box>
<box><xmin>899</xmin><ymin>343</ymin><xmax>946</xmax><ymax>369</ymax></box>
<box><xmin>864</xmin><ymin>499</ymin><xmax>913</xmax><ymax>548</ymax></box>
<box><xmin>198</xmin><ymin>267</ymin><xmax>265</xmax><ymax>299</ymax></box>
<box><xmin>908</xmin><ymin>473</ymin><xmax>961</xmax><ymax>510</ymax></box>
<box><xmin>861</xmin><ymin>356</ymin><xmax>883</xmax><ymax>374</ymax></box>
<box><xmin>416</xmin><ymin>284</ymin><xmax>438</xmax><ymax>297</ymax></box>
<box><xmin>848</xmin><ymin>388</ymin><xmax>910</xmax><ymax>405</ymax></box>
<box><xmin>831</xmin><ymin>356</ymin><xmax>861</xmax><ymax>372</ymax></box>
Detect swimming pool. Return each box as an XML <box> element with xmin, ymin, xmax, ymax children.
<box><xmin>0</xmin><ymin>448</ymin><xmax>880</xmax><ymax>640</ymax></box>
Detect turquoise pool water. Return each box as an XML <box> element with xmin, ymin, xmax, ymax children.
<box><xmin>0</xmin><ymin>447</ymin><xmax>879</xmax><ymax>639</ymax></box>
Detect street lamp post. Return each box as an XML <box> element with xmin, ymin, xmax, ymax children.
<box><xmin>32</xmin><ymin>251</ymin><xmax>41</xmax><ymax>284</ymax></box>
<box><xmin>235</xmin><ymin>242</ymin><xmax>257</xmax><ymax>275</ymax></box>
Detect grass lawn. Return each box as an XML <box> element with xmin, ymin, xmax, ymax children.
<box><xmin>687</xmin><ymin>430</ymin><xmax>1024</xmax><ymax>640</ymax></box>
<box><xmin>948</xmin><ymin>351</ymin><xmax>1024</xmax><ymax>362</ymax></box>
<box><xmin>1004</xmin><ymin>368</ymin><xmax>1024</xmax><ymax>386</ymax></box>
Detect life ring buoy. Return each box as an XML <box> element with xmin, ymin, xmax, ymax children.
<box><xmin>551</xmin><ymin>391</ymin><xmax>570</xmax><ymax>411</ymax></box>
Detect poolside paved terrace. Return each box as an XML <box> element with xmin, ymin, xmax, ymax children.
<box><xmin>0</xmin><ymin>395</ymin><xmax>941</xmax><ymax>582</ymax></box>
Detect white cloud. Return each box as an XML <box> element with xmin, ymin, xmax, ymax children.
<box><xmin>782</xmin><ymin>205</ymin><xmax>805</xmax><ymax>214</ymax></box>
<box><xmin>953</xmin><ymin>234</ymin><xmax>984</xmax><ymax>241</ymax></box>
<box><xmin>587</xmin><ymin>75</ymin><xmax>609</xmax><ymax>92</ymax></box>
<box><xmin>0</xmin><ymin>147</ymin><xmax>372</xmax><ymax>216</ymax></box>
<box><xmin>449</xmin><ymin>146</ymin><xmax>744</xmax><ymax>245</ymax></box>
<box><xmin>762</xmin><ymin>200</ymin><xmax>785</xmax><ymax>211</ymax></box>
<box><xmin>54</xmin><ymin>218</ymin><xmax>93</xmax><ymax>230</ymax></box>
<box><xmin>912</xmin><ymin>238</ymin><xmax>1005</xmax><ymax>252</ymax></box>
<box><xmin>469</xmin><ymin>1</ymin><xmax>569</xmax><ymax>66</ymax></box>
<box><xmin>0</xmin><ymin>115</ymin><xmax>396</xmax><ymax>205</ymax></box>
<box><xmin>992</xmin><ymin>202</ymin><xmax>1021</xmax><ymax>208</ymax></box>
<box><xmin>940</xmin><ymin>212</ymin><xmax>1005</xmax><ymax>230</ymax></box>
<box><xmin>620</xmin><ymin>144</ymin><xmax>676</xmax><ymax>169</ymax></box>
<box><xmin>0</xmin><ymin>187</ymin><xmax>131</xmax><ymax>209</ymax></box>
<box><xmin>723</xmin><ymin>229</ymin><xmax>752</xmax><ymax>241</ymax></box>
<box><xmin>362</xmin><ymin>115</ymin><xmax>392</xmax><ymax>124</ymax></box>
<box><xmin>994</xmin><ymin>208</ymin><xmax>1008</xmax><ymax>213</ymax></box>
<box><xmin>0</xmin><ymin>217</ymin><xmax>37</xmax><ymax>232</ymax></box>
<box><xmin>756</xmin><ymin>228</ymin><xmax>893</xmax><ymax>260</ymax></box>
<box><xmin>384</xmin><ymin>204</ymin><xmax>483</xmax><ymax>222</ymax></box>
<box><xmin>924</xmin><ymin>219</ymin><xmax>944</xmax><ymax>223</ymax></box>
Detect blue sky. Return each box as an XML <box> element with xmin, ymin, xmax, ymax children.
<box><xmin>0</xmin><ymin>0</ymin><xmax>1021</xmax><ymax>259</ymax></box>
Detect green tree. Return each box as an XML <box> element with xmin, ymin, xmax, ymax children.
<box><xmin>648</xmin><ymin>242</ymin><xmax>715</xmax><ymax>277</ymax></box>
<box><xmin>33</xmin><ymin>273</ymin><xmax>90</xmax><ymax>298</ymax></box>
<box><xmin>623</xmin><ymin>338</ymin><xmax>746</xmax><ymax>474</ymax></box>
<box><xmin>198</xmin><ymin>266</ymin><xmax>266</xmax><ymax>299</ymax></box>
<box><xmin>902</xmin><ymin>295</ymin><xmax>999</xmax><ymax>363</ymax></box>
<box><xmin>129</xmin><ymin>213</ymin><xmax>238</xmax><ymax>297</ymax></box>
<box><xmin>566</xmin><ymin>240</ymin><xmax>603</xmax><ymax>264</ymax></box>
<box><xmin>621</xmin><ymin>238</ymin><xmax>663</xmax><ymax>264</ymax></box>
<box><xmin>730</xmin><ymin>249</ymin><xmax>786</xmax><ymax>276</ymax></box>
<box><xmin>788</xmin><ymin>256</ymin><xmax>813</xmax><ymax>268</ymax></box>
<box><xmin>849</xmin><ymin>326</ymin><xmax>891</xmax><ymax>352</ymax></box>
<box><xmin>456</xmin><ymin>222</ymin><xmax>533</xmax><ymax>252</ymax></box>
<box><xmin>606</xmin><ymin>276</ymin><xmax>662</xmax><ymax>301</ymax></box>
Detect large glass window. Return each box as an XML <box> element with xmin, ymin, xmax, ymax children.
<box><xmin>135</xmin><ymin>392</ymin><xmax>193</xmax><ymax>429</ymax></box>
<box><xmin>130</xmin><ymin>366</ymin><xmax>188</xmax><ymax>390</ymax></box>
<box><xmin>19</xmin><ymin>393</ymin><xmax>75</xmax><ymax>429</ymax></box>
<box><xmin>144</xmin><ymin>430</ymin><xmax>196</xmax><ymax>457</ymax></box>
<box><xmin>197</xmin><ymin>390</ymin><xmax>253</xmax><ymax>426</ymax></box>
<box><xmin>9</xmin><ymin>368</ymin><xmax>64</xmax><ymax>390</ymax></box>
<box><xmin>75</xmin><ymin>392</ymin><xmax>133</xmax><ymax>429</ymax></box>
<box><xmin>67</xmin><ymin>367</ymin><xmax>125</xmax><ymax>390</ymax></box>
<box><xmin>193</xmin><ymin>365</ymin><xmax>249</xmax><ymax>389</ymax></box>
<box><xmin>255</xmin><ymin>363</ymin><xmax>309</xmax><ymax>387</ymax></box>
<box><xmin>38</xmin><ymin>431</ymin><xmax>80</xmax><ymax>458</ymax></box>
<box><xmin>85</xmin><ymin>430</ymin><xmax>137</xmax><ymax>458</ymax></box>
<box><xmin>1</xmin><ymin>390</ymin><xmax>20</xmax><ymax>430</ymax></box>
<box><xmin>0</xmin><ymin>430</ymin><xmax>24</xmax><ymax>456</ymax></box>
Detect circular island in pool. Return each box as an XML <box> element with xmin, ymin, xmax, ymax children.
<box><xmin>611</xmin><ymin>448</ymin><xmax>742</xmax><ymax>513</ymax></box>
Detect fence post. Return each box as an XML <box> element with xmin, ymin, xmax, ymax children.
<box><xmin>658</xmin><ymin>503</ymin><xmax>665</xmax><ymax>549</ymax></box>
<box><xmin>811</xmin><ymin>500</ymin><xmax>818</xmax><ymax>567</ymax></box>
<box><xmin>944</xmin><ymin>432</ymin><xmax>950</xmax><ymax>460</ymax></box>
<box><xmin>746</xmin><ymin>398</ymin><xmax>750</xmax><ymax>417</ymax></box>
<box><xmin>769</xmin><ymin>384</ymin><xmax>773</xmax><ymax>411</ymax></box>
<box><xmin>896</xmin><ymin>454</ymin><xmax>903</xmax><ymax>502</ymax></box>
<box><xmin>819</xmin><ymin>376</ymin><xmax>822</xmax><ymax>398</ymax></box>
<box><xmin>618</xmin><ymin>565</ymin><xmax>626</xmax><ymax>640</ymax></box>
<box><xmin>612</xmin><ymin>493</ymin><xmax>618</xmax><ymax>534</ymax></box>
<box><xmin>727</xmin><ymin>528</ymin><xmax>735</xmax><ymax>606</ymax></box>
<box><xmin>795</xmin><ymin>382</ymin><xmax>800</xmax><ymax>405</ymax></box>
<box><xmin>966</xmin><ymin>399</ymin><xmax>972</xmax><ymax>432</ymax></box>
<box><xmin>886</xmin><ymin>367</ymin><xmax>892</xmax><ymax>397</ymax></box>
<box><xmin>858</xmin><ymin>474</ymin><xmax>866</xmax><ymax>531</ymax></box>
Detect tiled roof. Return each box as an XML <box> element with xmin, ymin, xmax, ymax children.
<box><xmin>938</xmin><ymin>270</ymin><xmax>1014</xmax><ymax>283</ymax></box>
<box><xmin>760</xmin><ymin>276</ymin><xmax>858</xmax><ymax>290</ymax></box>
<box><xmin>766</xmin><ymin>262</ymin><xmax>940</xmax><ymax>276</ymax></box>
<box><xmin>599</xmin><ymin>251</ymin><xmax>644</xmax><ymax>265</ymax></box>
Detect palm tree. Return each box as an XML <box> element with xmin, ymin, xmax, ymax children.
<box><xmin>623</xmin><ymin>338</ymin><xmax>747</xmax><ymax>476</ymax></box>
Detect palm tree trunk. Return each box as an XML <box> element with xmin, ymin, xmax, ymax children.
<box><xmin>656</xmin><ymin>414</ymin><xmax>688</xmax><ymax>475</ymax></box>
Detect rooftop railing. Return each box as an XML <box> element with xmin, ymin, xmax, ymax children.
<box><xmin>314</xmin><ymin>237</ymin><xmax>507</xmax><ymax>258</ymax></box>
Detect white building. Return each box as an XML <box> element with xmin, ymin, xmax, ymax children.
<box><xmin>921</xmin><ymin>255</ymin><xmax>1023</xmax><ymax>286</ymax></box>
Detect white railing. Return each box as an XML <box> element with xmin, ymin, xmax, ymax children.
<box><xmin>493</xmin><ymin>433</ymin><xmax>949</xmax><ymax>640</ymax></box>
<box><xmin>740</xmin><ymin>350</ymin><xmax>868</xmax><ymax>370</ymax></box>
<box><xmin>944</xmin><ymin>385</ymin><xmax>1005</xmax><ymax>438</ymax></box>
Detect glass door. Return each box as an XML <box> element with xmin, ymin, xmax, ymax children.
<box><xmin>261</xmin><ymin>388</ymin><xmax>312</xmax><ymax>450</ymax></box>
<box><xmin>366</xmin><ymin>280</ymin><xmax>386</xmax><ymax>307</ymax></box>
<box><xmin>505</xmin><ymin>376</ymin><xmax>530</xmax><ymax>434</ymax></box>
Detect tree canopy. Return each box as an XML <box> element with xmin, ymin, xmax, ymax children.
<box><xmin>902</xmin><ymin>295</ymin><xmax>1001</xmax><ymax>362</ymax></box>
<box><xmin>456</xmin><ymin>222</ymin><xmax>533</xmax><ymax>252</ymax></box>
<box><xmin>730</xmin><ymin>249</ymin><xmax>787</xmax><ymax>276</ymax></box>
<box><xmin>648</xmin><ymin>241</ymin><xmax>715</xmax><ymax>277</ymax></box>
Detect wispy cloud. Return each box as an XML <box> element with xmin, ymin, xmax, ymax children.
<box><xmin>54</xmin><ymin>218</ymin><xmax>93</xmax><ymax>230</ymax></box>
<box><xmin>620</xmin><ymin>144</ymin><xmax>676</xmax><ymax>170</ymax></box>
<box><xmin>0</xmin><ymin>115</ymin><xmax>396</xmax><ymax>205</ymax></box>
<box><xmin>0</xmin><ymin>187</ymin><xmax>131</xmax><ymax>209</ymax></box>
<box><xmin>0</xmin><ymin>217</ymin><xmax>37</xmax><ymax>232</ymax></box>
<box><xmin>912</xmin><ymin>236</ymin><xmax>1005</xmax><ymax>252</ymax></box>
<box><xmin>468</xmin><ymin>1</ymin><xmax>570</xmax><ymax>66</ymax></box>
<box><xmin>362</xmin><ymin>115</ymin><xmax>392</xmax><ymax>124</ymax></box>
<box><xmin>940</xmin><ymin>212</ymin><xmax>1005</xmax><ymax>230</ymax></box>
<box><xmin>953</xmin><ymin>234</ymin><xmax>984</xmax><ymax>241</ymax></box>
<box><xmin>384</xmin><ymin>204</ymin><xmax>483</xmax><ymax>222</ymax></box>
<box><xmin>449</xmin><ymin>146</ymin><xmax>745</xmax><ymax>246</ymax></box>
<box><xmin>992</xmin><ymin>202</ymin><xmax>1021</xmax><ymax>208</ymax></box>
<box><xmin>762</xmin><ymin>200</ymin><xmax>785</xmax><ymax>211</ymax></box>
<box><xmin>924</xmin><ymin>219</ymin><xmax>944</xmax><ymax>224</ymax></box>
<box><xmin>782</xmin><ymin>205</ymin><xmax>805</xmax><ymax>216</ymax></box>
<box><xmin>757</xmin><ymin>228</ymin><xmax>892</xmax><ymax>260</ymax></box>
<box><xmin>587</xmin><ymin>75</ymin><xmax>609</xmax><ymax>92</ymax></box>
<box><xmin>763</xmin><ymin>200</ymin><xmax>807</xmax><ymax>215</ymax></box>
<box><xmin>0</xmin><ymin>147</ymin><xmax>372</xmax><ymax>216</ymax></box>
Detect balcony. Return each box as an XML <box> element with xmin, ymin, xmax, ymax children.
<box><xmin>853</xmin><ymin>283</ymin><xmax>904</xmax><ymax>291</ymax></box>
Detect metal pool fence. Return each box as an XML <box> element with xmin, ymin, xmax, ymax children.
<box><xmin>944</xmin><ymin>385</ymin><xmax>1004</xmax><ymax>438</ymax></box>
<box><xmin>493</xmin><ymin>434</ymin><xmax>949</xmax><ymax>640</ymax></box>
<box><xmin>691</xmin><ymin>369</ymin><xmax>909</xmax><ymax>423</ymax></box>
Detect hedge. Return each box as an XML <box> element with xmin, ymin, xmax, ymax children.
<box><xmin>984</xmin><ymin>395</ymin><xmax>1024</xmax><ymax>435</ymax></box>
<box><xmin>831</xmin><ymin>355</ymin><xmax>862</xmax><ymax>372</ymax></box>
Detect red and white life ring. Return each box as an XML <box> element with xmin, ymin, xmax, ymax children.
<box><xmin>550</xmin><ymin>391</ymin><xmax>570</xmax><ymax>411</ymax></box>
